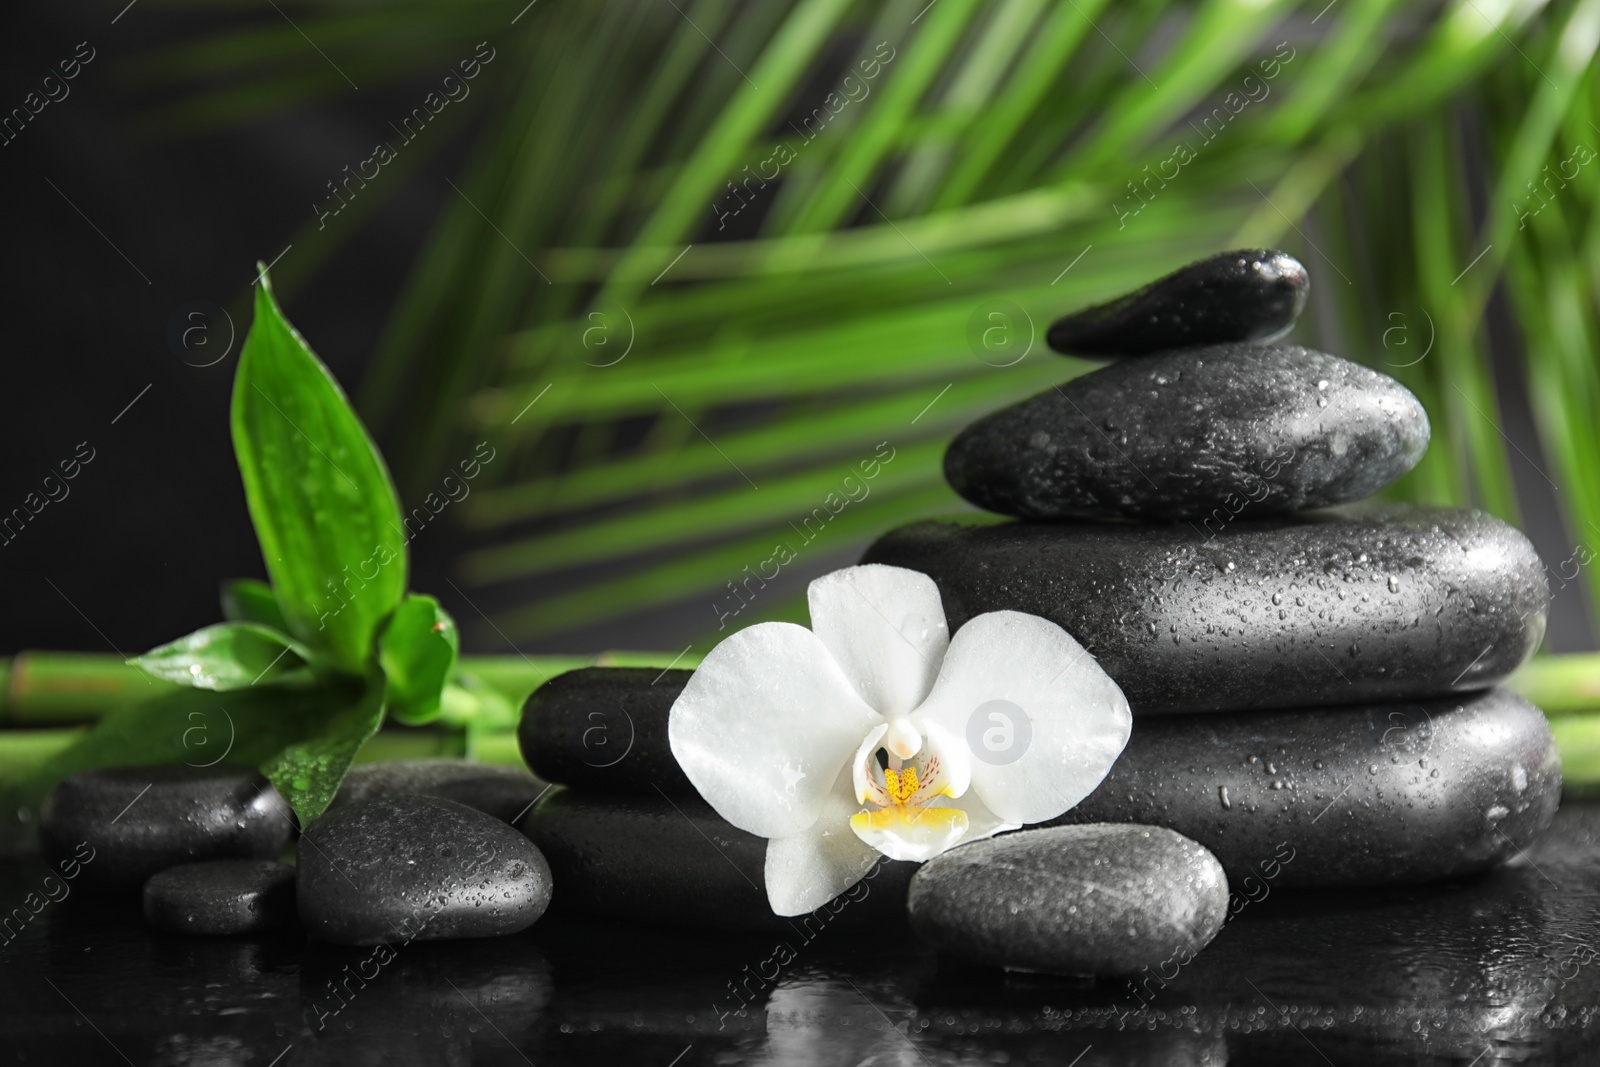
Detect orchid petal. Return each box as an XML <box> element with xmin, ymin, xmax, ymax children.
<box><xmin>850</xmin><ymin>723</ymin><xmax>891</xmax><ymax>806</ymax></box>
<box><xmin>764</xmin><ymin>771</ymin><xmax>883</xmax><ymax>916</ymax></box>
<box><xmin>908</xmin><ymin>721</ymin><xmax>970</xmax><ymax>803</ymax></box>
<box><xmin>912</xmin><ymin>611</ymin><xmax>1131</xmax><ymax>826</ymax></box>
<box><xmin>669</xmin><ymin>621</ymin><xmax>881</xmax><ymax>839</ymax></box>
<box><xmin>849</xmin><ymin>803</ymin><xmax>970</xmax><ymax>862</ymax></box>
<box><xmin>807</xmin><ymin>565</ymin><xmax>948</xmax><ymax>717</ymax></box>
<box><xmin>946</xmin><ymin>789</ymin><xmax>1020</xmax><ymax>849</ymax></box>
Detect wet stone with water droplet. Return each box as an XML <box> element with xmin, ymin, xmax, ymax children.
<box><xmin>328</xmin><ymin>759</ymin><xmax>550</xmax><ymax>824</ymax></box>
<box><xmin>1046</xmin><ymin>248</ymin><xmax>1310</xmax><ymax>358</ymax></box>
<box><xmin>39</xmin><ymin>764</ymin><xmax>293</xmax><ymax>893</ymax></box>
<box><xmin>907</xmin><ymin>824</ymin><xmax>1229</xmax><ymax>975</ymax></box>
<box><xmin>297</xmin><ymin>796</ymin><xmax>552</xmax><ymax>946</ymax></box>
<box><xmin>944</xmin><ymin>344</ymin><xmax>1430</xmax><ymax>521</ymax></box>
<box><xmin>862</xmin><ymin>504</ymin><xmax>1548</xmax><ymax>713</ymax></box>
<box><xmin>143</xmin><ymin>859</ymin><xmax>297</xmax><ymax>936</ymax></box>
<box><xmin>1050</xmin><ymin>688</ymin><xmax>1560</xmax><ymax>887</ymax></box>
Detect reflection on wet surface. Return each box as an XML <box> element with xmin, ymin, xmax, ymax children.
<box><xmin>5</xmin><ymin>805</ymin><xmax>1600</xmax><ymax>1065</ymax></box>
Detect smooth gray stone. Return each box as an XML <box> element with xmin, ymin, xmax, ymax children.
<box><xmin>1052</xmin><ymin>688</ymin><xmax>1561</xmax><ymax>887</ymax></box>
<box><xmin>519</xmin><ymin>668</ymin><xmax>694</xmax><ymax>795</ymax></box>
<box><xmin>142</xmin><ymin>859</ymin><xmax>297</xmax><ymax>936</ymax></box>
<box><xmin>328</xmin><ymin>759</ymin><xmax>549</xmax><ymax>824</ymax></box>
<box><xmin>861</xmin><ymin>505</ymin><xmax>1548</xmax><ymax>713</ymax></box>
<box><xmin>298</xmin><ymin>796</ymin><xmax>551</xmax><ymax>946</ymax></box>
<box><xmin>945</xmin><ymin>344</ymin><xmax>1429</xmax><ymax>520</ymax></box>
<box><xmin>908</xmin><ymin>824</ymin><xmax>1229</xmax><ymax>975</ymax></box>
<box><xmin>518</xmin><ymin>788</ymin><xmax>914</xmax><ymax>933</ymax></box>
<box><xmin>39</xmin><ymin>764</ymin><xmax>292</xmax><ymax>892</ymax></box>
<box><xmin>1047</xmin><ymin>248</ymin><xmax>1309</xmax><ymax>357</ymax></box>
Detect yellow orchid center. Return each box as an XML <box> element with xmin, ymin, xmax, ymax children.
<box><xmin>882</xmin><ymin>765</ymin><xmax>919</xmax><ymax>804</ymax></box>
<box><xmin>848</xmin><ymin>740</ymin><xmax>971</xmax><ymax>863</ymax></box>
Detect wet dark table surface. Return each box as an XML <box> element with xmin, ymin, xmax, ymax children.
<box><xmin>6</xmin><ymin>803</ymin><xmax>1600</xmax><ymax>1066</ymax></box>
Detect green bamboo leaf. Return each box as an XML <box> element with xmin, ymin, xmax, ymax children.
<box><xmin>232</xmin><ymin>273</ymin><xmax>408</xmax><ymax>673</ymax></box>
<box><xmin>129</xmin><ymin>622</ymin><xmax>309</xmax><ymax>691</ymax></box>
<box><xmin>262</xmin><ymin>675</ymin><xmax>387</xmax><ymax>825</ymax></box>
<box><xmin>9</xmin><ymin>680</ymin><xmax>362</xmax><ymax>814</ymax></box>
<box><xmin>220</xmin><ymin>578</ymin><xmax>289</xmax><ymax>631</ymax></box>
<box><xmin>378</xmin><ymin>594</ymin><xmax>460</xmax><ymax>726</ymax></box>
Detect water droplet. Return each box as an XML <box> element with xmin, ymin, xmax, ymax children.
<box><xmin>1317</xmin><ymin>398</ymin><xmax>1329</xmax><ymax>408</ymax></box>
<box><xmin>1312</xmin><ymin>760</ymin><xmax>1324</xmax><ymax>770</ymax></box>
<box><xmin>1271</xmin><ymin>592</ymin><xmax>1283</xmax><ymax>605</ymax></box>
<box><xmin>1388</xmin><ymin>575</ymin><xmax>1401</xmax><ymax>593</ymax></box>
<box><xmin>1218</xmin><ymin>786</ymin><xmax>1232</xmax><ymax>810</ymax></box>
<box><xmin>1368</xmin><ymin>764</ymin><xmax>1379</xmax><ymax>774</ymax></box>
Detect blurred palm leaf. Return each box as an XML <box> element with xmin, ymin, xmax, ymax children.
<box><xmin>136</xmin><ymin>0</ymin><xmax>1600</xmax><ymax>651</ymax></box>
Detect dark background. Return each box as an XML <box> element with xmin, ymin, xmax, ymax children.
<box><xmin>0</xmin><ymin>4</ymin><xmax>456</xmax><ymax>659</ymax></box>
<box><xmin>3</xmin><ymin>3</ymin><xmax>1591</xmax><ymax>661</ymax></box>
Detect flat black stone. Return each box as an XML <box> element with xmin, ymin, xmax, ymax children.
<box><xmin>1050</xmin><ymin>688</ymin><xmax>1560</xmax><ymax>887</ymax></box>
<box><xmin>944</xmin><ymin>344</ymin><xmax>1429</xmax><ymax>520</ymax></box>
<box><xmin>39</xmin><ymin>764</ymin><xmax>292</xmax><ymax>892</ymax></box>
<box><xmin>297</xmin><ymin>795</ymin><xmax>552</xmax><ymax>946</ymax></box>
<box><xmin>909</xmin><ymin>824</ymin><xmax>1229</xmax><ymax>975</ymax></box>
<box><xmin>519</xmin><ymin>788</ymin><xmax>915</xmax><ymax>933</ymax></box>
<box><xmin>142</xmin><ymin>859</ymin><xmax>297</xmax><ymax>936</ymax></box>
<box><xmin>1046</xmin><ymin>248</ymin><xmax>1308</xmax><ymax>357</ymax></box>
<box><xmin>328</xmin><ymin>759</ymin><xmax>549</xmax><ymax>824</ymax></box>
<box><xmin>519</xmin><ymin>668</ymin><xmax>693</xmax><ymax>795</ymax></box>
<box><xmin>861</xmin><ymin>504</ymin><xmax>1548</xmax><ymax>713</ymax></box>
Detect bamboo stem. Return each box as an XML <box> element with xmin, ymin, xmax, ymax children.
<box><xmin>0</xmin><ymin>650</ymin><xmax>691</xmax><ymax>725</ymax></box>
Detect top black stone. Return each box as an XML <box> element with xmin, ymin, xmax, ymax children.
<box><xmin>1047</xmin><ymin>249</ymin><xmax>1308</xmax><ymax>357</ymax></box>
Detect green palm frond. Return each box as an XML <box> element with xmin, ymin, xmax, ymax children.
<box><xmin>135</xmin><ymin>0</ymin><xmax>1600</xmax><ymax>653</ymax></box>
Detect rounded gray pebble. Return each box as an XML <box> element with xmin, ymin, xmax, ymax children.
<box><xmin>40</xmin><ymin>764</ymin><xmax>292</xmax><ymax>892</ymax></box>
<box><xmin>945</xmin><ymin>344</ymin><xmax>1429</xmax><ymax>520</ymax></box>
<box><xmin>297</xmin><ymin>795</ymin><xmax>552</xmax><ymax>946</ymax></box>
<box><xmin>143</xmin><ymin>859</ymin><xmax>297</xmax><ymax>936</ymax></box>
<box><xmin>908</xmin><ymin>824</ymin><xmax>1229</xmax><ymax>976</ymax></box>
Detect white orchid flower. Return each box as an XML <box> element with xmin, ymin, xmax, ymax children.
<box><xmin>668</xmin><ymin>564</ymin><xmax>1132</xmax><ymax>916</ymax></box>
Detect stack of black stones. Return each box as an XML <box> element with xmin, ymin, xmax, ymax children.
<box><xmin>28</xmin><ymin>251</ymin><xmax>1559</xmax><ymax>978</ymax></box>
<box><xmin>516</xmin><ymin>249</ymin><xmax>1560</xmax><ymax>973</ymax></box>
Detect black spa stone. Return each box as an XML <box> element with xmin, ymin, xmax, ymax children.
<box><xmin>518</xmin><ymin>788</ymin><xmax>914</xmax><ymax>933</ymax></box>
<box><xmin>860</xmin><ymin>504</ymin><xmax>1548</xmax><ymax>713</ymax></box>
<box><xmin>518</xmin><ymin>668</ymin><xmax>694</xmax><ymax>794</ymax></box>
<box><xmin>39</xmin><ymin>764</ymin><xmax>293</xmax><ymax>893</ymax></box>
<box><xmin>908</xmin><ymin>824</ymin><xmax>1229</xmax><ymax>976</ymax></box>
<box><xmin>297</xmin><ymin>796</ymin><xmax>551</xmax><ymax>946</ymax></box>
<box><xmin>142</xmin><ymin>859</ymin><xmax>297</xmax><ymax>936</ymax></box>
<box><xmin>1046</xmin><ymin>248</ymin><xmax>1308</xmax><ymax>357</ymax></box>
<box><xmin>1050</xmin><ymin>688</ymin><xmax>1561</xmax><ymax>887</ymax></box>
<box><xmin>328</xmin><ymin>759</ymin><xmax>550</xmax><ymax>824</ymax></box>
<box><xmin>944</xmin><ymin>344</ymin><xmax>1429</xmax><ymax>521</ymax></box>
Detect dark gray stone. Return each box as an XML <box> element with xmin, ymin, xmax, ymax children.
<box><xmin>1047</xmin><ymin>249</ymin><xmax>1308</xmax><ymax>357</ymax></box>
<box><xmin>908</xmin><ymin>824</ymin><xmax>1229</xmax><ymax>975</ymax></box>
<box><xmin>297</xmin><ymin>796</ymin><xmax>551</xmax><ymax>946</ymax></box>
<box><xmin>861</xmin><ymin>505</ymin><xmax>1548</xmax><ymax>713</ymax></box>
<box><xmin>1052</xmin><ymin>688</ymin><xmax>1561</xmax><ymax>887</ymax></box>
<box><xmin>945</xmin><ymin>344</ymin><xmax>1429</xmax><ymax>520</ymax></box>
<box><xmin>519</xmin><ymin>788</ymin><xmax>914</xmax><ymax>933</ymax></box>
<box><xmin>39</xmin><ymin>764</ymin><xmax>292</xmax><ymax>892</ymax></box>
<box><xmin>519</xmin><ymin>668</ymin><xmax>693</xmax><ymax>794</ymax></box>
<box><xmin>142</xmin><ymin>859</ymin><xmax>297</xmax><ymax>936</ymax></box>
<box><xmin>329</xmin><ymin>759</ymin><xmax>550</xmax><ymax>824</ymax></box>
